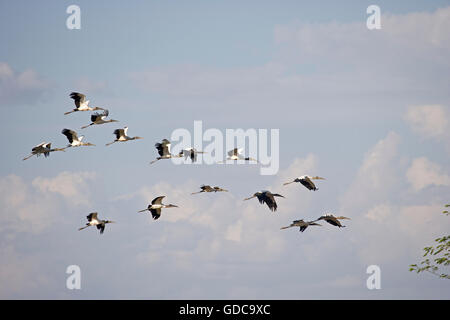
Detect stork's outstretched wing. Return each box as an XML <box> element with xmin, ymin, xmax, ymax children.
<box><xmin>228</xmin><ymin>148</ymin><xmax>242</xmax><ymax>157</ymax></box>
<box><xmin>87</xmin><ymin>212</ymin><xmax>98</xmax><ymax>221</ymax></box>
<box><xmin>70</xmin><ymin>92</ymin><xmax>86</xmax><ymax>107</ymax></box>
<box><xmin>62</xmin><ymin>129</ymin><xmax>77</xmax><ymax>143</ymax></box>
<box><xmin>150</xmin><ymin>208</ymin><xmax>161</xmax><ymax>220</ymax></box>
<box><xmin>151</xmin><ymin>196</ymin><xmax>165</xmax><ymax>205</ymax></box>
<box><xmin>113</xmin><ymin>129</ymin><xmax>124</xmax><ymax>140</ymax></box>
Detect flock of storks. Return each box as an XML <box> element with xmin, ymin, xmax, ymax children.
<box><xmin>23</xmin><ymin>92</ymin><xmax>350</xmax><ymax>234</ymax></box>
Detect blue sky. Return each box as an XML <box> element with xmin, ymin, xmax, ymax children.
<box><xmin>1</xmin><ymin>0</ymin><xmax>449</xmax><ymax>299</ymax></box>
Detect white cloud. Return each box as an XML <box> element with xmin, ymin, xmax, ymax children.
<box><xmin>126</xmin><ymin>156</ymin><xmax>322</xmax><ymax>271</ymax></box>
<box><xmin>274</xmin><ymin>7</ymin><xmax>450</xmax><ymax>66</ymax></box>
<box><xmin>0</xmin><ymin>62</ymin><xmax>49</xmax><ymax>106</ymax></box>
<box><xmin>0</xmin><ymin>171</ymin><xmax>99</xmax><ymax>298</ymax></box>
<box><xmin>0</xmin><ymin>174</ymin><xmax>57</xmax><ymax>234</ymax></box>
<box><xmin>339</xmin><ymin>132</ymin><xmax>450</xmax><ymax>266</ymax></box>
<box><xmin>405</xmin><ymin>105</ymin><xmax>449</xmax><ymax>139</ymax></box>
<box><xmin>357</xmin><ymin>203</ymin><xmax>448</xmax><ymax>264</ymax></box>
<box><xmin>270</xmin><ymin>154</ymin><xmax>320</xmax><ymax>215</ymax></box>
<box><xmin>406</xmin><ymin>157</ymin><xmax>450</xmax><ymax>191</ymax></box>
<box><xmin>0</xmin><ymin>63</ymin><xmax>13</xmax><ymax>78</ymax></box>
<box><xmin>128</xmin><ymin>7</ymin><xmax>450</xmax><ymax>129</ymax></box>
<box><xmin>129</xmin><ymin>62</ymin><xmax>286</xmax><ymax>99</ymax></box>
<box><xmin>225</xmin><ymin>220</ymin><xmax>243</xmax><ymax>242</ymax></box>
<box><xmin>382</xmin><ymin>8</ymin><xmax>450</xmax><ymax>51</ymax></box>
<box><xmin>329</xmin><ymin>274</ymin><xmax>362</xmax><ymax>288</ymax></box>
<box><xmin>32</xmin><ymin>171</ymin><xmax>96</xmax><ymax>206</ymax></box>
<box><xmin>0</xmin><ymin>244</ymin><xmax>51</xmax><ymax>298</ymax></box>
<box><xmin>0</xmin><ymin>172</ymin><xmax>96</xmax><ymax>234</ymax></box>
<box><xmin>340</xmin><ymin>131</ymin><xmax>402</xmax><ymax>213</ymax></box>
<box><xmin>272</xmin><ymin>7</ymin><xmax>450</xmax><ymax>104</ymax></box>
<box><xmin>366</xmin><ymin>203</ymin><xmax>392</xmax><ymax>223</ymax></box>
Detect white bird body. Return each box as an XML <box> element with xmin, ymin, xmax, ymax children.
<box><xmin>228</xmin><ymin>148</ymin><xmax>243</xmax><ymax>160</ymax></box>
<box><xmin>62</xmin><ymin>129</ymin><xmax>95</xmax><ymax>147</ymax></box>
<box><xmin>243</xmin><ymin>190</ymin><xmax>284</xmax><ymax>212</ymax></box>
<box><xmin>106</xmin><ymin>127</ymin><xmax>143</xmax><ymax>146</ymax></box>
<box><xmin>75</xmin><ymin>100</ymin><xmax>90</xmax><ymax>111</ymax></box>
<box><xmin>315</xmin><ymin>214</ymin><xmax>351</xmax><ymax>228</ymax></box>
<box><xmin>118</xmin><ymin>127</ymin><xmax>129</xmax><ymax>141</ymax></box>
<box><xmin>78</xmin><ymin>212</ymin><xmax>115</xmax><ymax>234</ymax></box>
<box><xmin>178</xmin><ymin>147</ymin><xmax>205</xmax><ymax>162</ymax></box>
<box><xmin>281</xmin><ymin>219</ymin><xmax>322</xmax><ymax>232</ymax></box>
<box><xmin>138</xmin><ymin>196</ymin><xmax>179</xmax><ymax>220</ymax></box>
<box><xmin>219</xmin><ymin>148</ymin><xmax>258</xmax><ymax>163</ymax></box>
<box><xmin>150</xmin><ymin>139</ymin><xmax>174</xmax><ymax>164</ymax></box>
<box><xmin>81</xmin><ymin>109</ymin><xmax>118</xmax><ymax>129</ymax></box>
<box><xmin>23</xmin><ymin>142</ymin><xmax>66</xmax><ymax>160</ymax></box>
<box><xmin>65</xmin><ymin>92</ymin><xmax>104</xmax><ymax>115</ymax></box>
<box><xmin>88</xmin><ymin>216</ymin><xmax>100</xmax><ymax>226</ymax></box>
<box><xmin>191</xmin><ymin>185</ymin><xmax>228</xmax><ymax>194</ymax></box>
<box><xmin>283</xmin><ymin>175</ymin><xmax>325</xmax><ymax>191</ymax></box>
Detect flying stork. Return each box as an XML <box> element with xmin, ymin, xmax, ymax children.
<box><xmin>178</xmin><ymin>148</ymin><xmax>205</xmax><ymax>163</ymax></box>
<box><xmin>22</xmin><ymin>142</ymin><xmax>66</xmax><ymax>161</ymax></box>
<box><xmin>191</xmin><ymin>185</ymin><xmax>228</xmax><ymax>195</ymax></box>
<box><xmin>280</xmin><ymin>219</ymin><xmax>322</xmax><ymax>232</ymax></box>
<box><xmin>81</xmin><ymin>109</ymin><xmax>118</xmax><ymax>129</ymax></box>
<box><xmin>243</xmin><ymin>190</ymin><xmax>285</xmax><ymax>212</ymax></box>
<box><xmin>78</xmin><ymin>212</ymin><xmax>115</xmax><ymax>234</ymax></box>
<box><xmin>315</xmin><ymin>214</ymin><xmax>351</xmax><ymax>228</ymax></box>
<box><xmin>105</xmin><ymin>127</ymin><xmax>143</xmax><ymax>146</ymax></box>
<box><xmin>283</xmin><ymin>175</ymin><xmax>326</xmax><ymax>191</ymax></box>
<box><xmin>219</xmin><ymin>148</ymin><xmax>258</xmax><ymax>163</ymax></box>
<box><xmin>149</xmin><ymin>139</ymin><xmax>176</xmax><ymax>165</ymax></box>
<box><xmin>138</xmin><ymin>196</ymin><xmax>179</xmax><ymax>220</ymax></box>
<box><xmin>61</xmin><ymin>129</ymin><xmax>95</xmax><ymax>147</ymax></box>
<box><xmin>64</xmin><ymin>92</ymin><xmax>105</xmax><ymax>115</ymax></box>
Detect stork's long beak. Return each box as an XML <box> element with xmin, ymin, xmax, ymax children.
<box><xmin>283</xmin><ymin>181</ymin><xmax>294</xmax><ymax>185</ymax></box>
<box><xmin>149</xmin><ymin>159</ymin><xmax>160</xmax><ymax>165</ymax></box>
<box><xmin>22</xmin><ymin>154</ymin><xmax>33</xmax><ymax>161</ymax></box>
<box><xmin>168</xmin><ymin>204</ymin><xmax>178</xmax><ymax>208</ymax></box>
<box><xmin>138</xmin><ymin>209</ymin><xmax>148</xmax><ymax>213</ymax></box>
<box><xmin>312</xmin><ymin>176</ymin><xmax>326</xmax><ymax>180</ymax></box>
<box><xmin>280</xmin><ymin>226</ymin><xmax>292</xmax><ymax>230</ymax></box>
<box><xmin>243</xmin><ymin>196</ymin><xmax>255</xmax><ymax>201</ymax></box>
